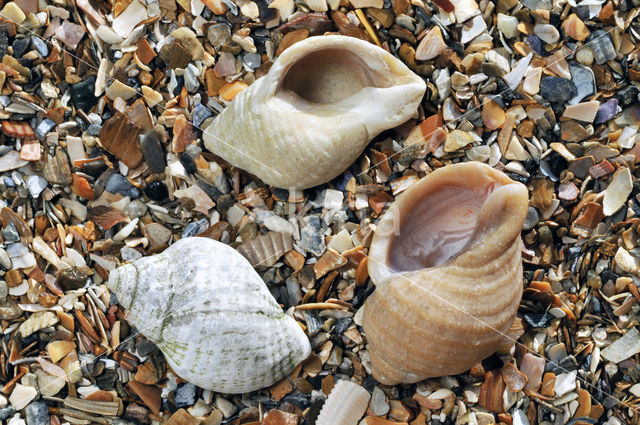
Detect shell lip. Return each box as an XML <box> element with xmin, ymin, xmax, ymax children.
<box><xmin>368</xmin><ymin>162</ymin><xmax>527</xmax><ymax>285</ymax></box>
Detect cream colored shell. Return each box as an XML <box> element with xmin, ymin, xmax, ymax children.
<box><xmin>203</xmin><ymin>35</ymin><xmax>426</xmax><ymax>189</ymax></box>
<box><xmin>362</xmin><ymin>162</ymin><xmax>528</xmax><ymax>385</ymax></box>
<box><xmin>107</xmin><ymin>237</ymin><xmax>311</xmax><ymax>393</ymax></box>
<box><xmin>316</xmin><ymin>380</ymin><xmax>371</xmax><ymax>425</ymax></box>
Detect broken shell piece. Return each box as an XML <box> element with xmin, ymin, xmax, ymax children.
<box><xmin>362</xmin><ymin>162</ymin><xmax>528</xmax><ymax>384</ymax></box>
<box><xmin>416</xmin><ymin>26</ymin><xmax>447</xmax><ymax>61</ymax></box>
<box><xmin>561</xmin><ymin>101</ymin><xmax>600</xmax><ymax>123</ymax></box>
<box><xmin>203</xmin><ymin>35</ymin><xmax>426</xmax><ymax>189</ymax></box>
<box><xmin>107</xmin><ymin>237</ymin><xmax>311</xmax><ymax>393</ymax></box>
<box><xmin>603</xmin><ymin>167</ymin><xmax>632</xmax><ymax>216</ymax></box>
<box><xmin>316</xmin><ymin>380</ymin><xmax>371</xmax><ymax>425</ymax></box>
<box><xmin>236</xmin><ymin>231</ymin><xmax>293</xmax><ymax>267</ymax></box>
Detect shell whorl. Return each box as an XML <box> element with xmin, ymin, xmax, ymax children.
<box><xmin>362</xmin><ymin>162</ymin><xmax>528</xmax><ymax>385</ymax></box>
<box><xmin>316</xmin><ymin>380</ymin><xmax>371</xmax><ymax>425</ymax></box>
<box><xmin>203</xmin><ymin>35</ymin><xmax>426</xmax><ymax>189</ymax></box>
<box><xmin>107</xmin><ymin>237</ymin><xmax>311</xmax><ymax>393</ymax></box>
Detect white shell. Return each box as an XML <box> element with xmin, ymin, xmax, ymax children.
<box><xmin>316</xmin><ymin>380</ymin><xmax>371</xmax><ymax>425</ymax></box>
<box><xmin>107</xmin><ymin>237</ymin><xmax>311</xmax><ymax>393</ymax></box>
<box><xmin>203</xmin><ymin>35</ymin><xmax>426</xmax><ymax>189</ymax></box>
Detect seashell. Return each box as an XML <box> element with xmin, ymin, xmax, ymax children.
<box><xmin>236</xmin><ymin>231</ymin><xmax>293</xmax><ymax>267</ymax></box>
<box><xmin>203</xmin><ymin>35</ymin><xmax>425</xmax><ymax>189</ymax></box>
<box><xmin>362</xmin><ymin>162</ymin><xmax>528</xmax><ymax>385</ymax></box>
<box><xmin>316</xmin><ymin>380</ymin><xmax>371</xmax><ymax>425</ymax></box>
<box><xmin>107</xmin><ymin>237</ymin><xmax>311</xmax><ymax>393</ymax></box>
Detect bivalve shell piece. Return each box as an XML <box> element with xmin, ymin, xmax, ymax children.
<box><xmin>203</xmin><ymin>35</ymin><xmax>426</xmax><ymax>189</ymax></box>
<box><xmin>107</xmin><ymin>237</ymin><xmax>311</xmax><ymax>393</ymax></box>
<box><xmin>316</xmin><ymin>380</ymin><xmax>371</xmax><ymax>425</ymax></box>
<box><xmin>362</xmin><ymin>162</ymin><xmax>528</xmax><ymax>384</ymax></box>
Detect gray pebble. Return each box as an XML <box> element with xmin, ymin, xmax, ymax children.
<box><xmin>26</xmin><ymin>401</ymin><xmax>49</xmax><ymax>425</ymax></box>
<box><xmin>590</xmin><ymin>30</ymin><xmax>616</xmax><ymax>65</ymax></box>
<box><xmin>371</xmin><ymin>386</ymin><xmax>390</xmax><ymax>416</ymax></box>
<box><xmin>299</xmin><ymin>216</ymin><xmax>326</xmax><ymax>256</ymax></box>
<box><xmin>35</xmin><ymin>119</ymin><xmax>56</xmax><ymax>141</ymax></box>
<box><xmin>105</xmin><ymin>174</ymin><xmax>141</xmax><ymax>199</ymax></box>
<box><xmin>174</xmin><ymin>382</ymin><xmax>197</xmax><ymax>408</ymax></box>
<box><xmin>242</xmin><ymin>52</ymin><xmax>261</xmax><ymax>69</ymax></box>
<box><xmin>31</xmin><ymin>36</ymin><xmax>48</xmax><ymax>57</ymax></box>
<box><xmin>523</xmin><ymin>207</ymin><xmax>540</xmax><ymax>231</ymax></box>
<box><xmin>140</xmin><ymin>130</ymin><xmax>166</xmax><ymax>174</ymax></box>
<box><xmin>207</xmin><ymin>24</ymin><xmax>231</xmax><ymax>49</ymax></box>
<box><xmin>26</xmin><ymin>175</ymin><xmax>48</xmax><ymax>198</ymax></box>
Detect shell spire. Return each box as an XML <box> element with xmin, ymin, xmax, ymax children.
<box><xmin>203</xmin><ymin>35</ymin><xmax>426</xmax><ymax>189</ymax></box>
<box><xmin>107</xmin><ymin>237</ymin><xmax>311</xmax><ymax>393</ymax></box>
<box><xmin>362</xmin><ymin>162</ymin><xmax>528</xmax><ymax>385</ymax></box>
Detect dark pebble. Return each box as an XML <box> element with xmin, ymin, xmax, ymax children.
<box><xmin>12</xmin><ymin>36</ymin><xmax>30</xmax><ymax>58</ymax></box>
<box><xmin>594</xmin><ymin>99</ymin><xmax>619</xmax><ymax>124</ymax></box>
<box><xmin>191</xmin><ymin>103</ymin><xmax>213</xmax><ymax>128</ymax></box>
<box><xmin>136</xmin><ymin>339</ymin><xmax>158</xmax><ymax>357</ymax></box>
<box><xmin>217</xmin><ymin>193</ymin><xmax>235</xmax><ymax>211</ymax></box>
<box><xmin>106</xmin><ymin>174</ymin><xmax>141</xmax><ymax>199</ymax></box>
<box><xmin>86</xmin><ymin>124</ymin><xmax>102</xmax><ymax>137</ymax></box>
<box><xmin>57</xmin><ymin>267</ymin><xmax>89</xmax><ymax>291</ymax></box>
<box><xmin>255</xmin><ymin>0</ymin><xmax>277</xmax><ymax>22</ymax></box>
<box><xmin>81</xmin><ymin>158</ymin><xmax>108</xmax><ymax>179</ymax></box>
<box><xmin>96</xmin><ymin>369</ymin><xmax>118</xmax><ymax>390</ymax></box>
<box><xmin>527</xmin><ymin>34</ymin><xmax>547</xmax><ymax>56</ymax></box>
<box><xmin>144</xmin><ymin>181</ymin><xmax>169</xmax><ymax>202</ymax></box>
<box><xmin>282</xmin><ymin>393</ymin><xmax>310</xmax><ymax>409</ymax></box>
<box><xmin>539</xmin><ymin>77</ymin><xmax>577</xmax><ymax>103</ymax></box>
<box><xmin>0</xmin><ymin>406</ymin><xmax>16</xmax><ymax>421</ymax></box>
<box><xmin>615</xmin><ymin>85</ymin><xmax>639</xmax><ymax>107</ymax></box>
<box><xmin>523</xmin><ymin>313</ymin><xmax>552</xmax><ymax>328</ymax></box>
<box><xmin>0</xmin><ymin>31</ymin><xmax>7</xmax><ymax>58</ymax></box>
<box><xmin>35</xmin><ymin>118</ymin><xmax>57</xmax><ymax>141</ymax></box>
<box><xmin>179</xmin><ymin>152</ymin><xmax>196</xmax><ymax>174</ymax></box>
<box><xmin>69</xmin><ymin>76</ymin><xmax>98</xmax><ymax>111</ymax></box>
<box><xmin>196</xmin><ymin>179</ymin><xmax>221</xmax><ymax>202</ymax></box>
<box><xmin>600</xmin><ymin>269</ymin><xmax>619</xmax><ymax>285</ymax></box>
<box><xmin>140</xmin><ymin>130</ymin><xmax>166</xmax><ymax>173</ymax></box>
<box><xmin>26</xmin><ymin>401</ymin><xmax>49</xmax><ymax>425</ymax></box>
<box><xmin>174</xmin><ymin>382</ymin><xmax>197</xmax><ymax>408</ymax></box>
<box><xmin>333</xmin><ymin>317</ymin><xmax>353</xmax><ymax>336</ymax></box>
<box><xmin>303</xmin><ymin>311</ymin><xmax>322</xmax><ymax>336</ymax></box>
<box><xmin>590</xmin><ymin>30</ymin><xmax>616</xmax><ymax>65</ymax></box>
<box><xmin>182</xmin><ymin>218</ymin><xmax>209</xmax><ymax>238</ymax></box>
<box><xmin>1</xmin><ymin>222</ymin><xmax>19</xmax><ymax>243</ymax></box>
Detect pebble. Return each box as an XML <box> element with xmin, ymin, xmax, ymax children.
<box><xmin>575</xmin><ymin>47</ymin><xmax>594</xmax><ymax>66</ymax></box>
<box><xmin>11</xmin><ymin>37</ymin><xmax>29</xmax><ymax>57</ymax></box>
<box><xmin>243</xmin><ymin>52</ymin><xmax>261</xmax><ymax>69</ymax></box>
<box><xmin>300</xmin><ymin>216</ymin><xmax>326</xmax><ymax>256</ymax></box>
<box><xmin>26</xmin><ymin>175</ymin><xmax>47</xmax><ymax>198</ymax></box>
<box><xmin>539</xmin><ymin>77</ymin><xmax>577</xmax><ymax>103</ymax></box>
<box><xmin>31</xmin><ymin>36</ymin><xmax>48</xmax><ymax>57</ymax></box>
<box><xmin>35</xmin><ymin>119</ymin><xmax>56</xmax><ymax>141</ymax></box>
<box><xmin>140</xmin><ymin>131</ymin><xmax>166</xmax><ymax>173</ymax></box>
<box><xmin>9</xmin><ymin>384</ymin><xmax>37</xmax><ymax>410</ymax></box>
<box><xmin>207</xmin><ymin>23</ymin><xmax>232</xmax><ymax>48</ymax></box>
<box><xmin>145</xmin><ymin>181</ymin><xmax>169</xmax><ymax>202</ymax></box>
<box><xmin>523</xmin><ymin>207</ymin><xmax>540</xmax><ymax>231</ymax></box>
<box><xmin>554</xmin><ymin>370</ymin><xmax>577</xmax><ymax>396</ymax></box>
<box><xmin>192</xmin><ymin>104</ymin><xmax>213</xmax><ymax>128</ymax></box>
<box><xmin>371</xmin><ymin>386</ymin><xmax>390</xmax><ymax>416</ymax></box>
<box><xmin>25</xmin><ymin>401</ymin><xmax>49</xmax><ymax>425</ymax></box>
<box><xmin>594</xmin><ymin>99</ymin><xmax>619</xmax><ymax>124</ymax></box>
<box><xmin>264</xmin><ymin>215</ymin><xmax>295</xmax><ymax>234</ymax></box>
<box><xmin>175</xmin><ymin>383</ymin><xmax>197</xmax><ymax>408</ymax></box>
<box><xmin>533</xmin><ymin>24</ymin><xmax>559</xmax><ymax>44</ymax></box>
<box><xmin>69</xmin><ymin>77</ymin><xmax>98</xmax><ymax>112</ymax></box>
<box><xmin>415</xmin><ymin>26</ymin><xmax>446</xmax><ymax>61</ymax></box>
<box><xmin>603</xmin><ymin>168</ymin><xmax>632</xmax><ymax>216</ymax></box>
<box><xmin>590</xmin><ymin>30</ymin><xmax>616</xmax><ymax>65</ymax></box>
<box><xmin>2</xmin><ymin>223</ymin><xmax>19</xmax><ymax>243</ymax></box>
<box><xmin>497</xmin><ymin>14</ymin><xmax>518</xmax><ymax>38</ymax></box>
<box><xmin>568</xmin><ymin>65</ymin><xmax>596</xmax><ymax>105</ymax></box>
<box><xmin>214</xmin><ymin>396</ymin><xmax>236</xmax><ymax>418</ymax></box>
<box><xmin>601</xmin><ymin>327</ymin><xmax>640</xmax><ymax>363</ymax></box>
<box><xmin>106</xmin><ymin>174</ymin><xmax>141</xmax><ymax>199</ymax></box>
<box><xmin>7</xmin><ymin>414</ymin><xmax>23</xmax><ymax>425</ymax></box>
<box><xmin>0</xmin><ymin>407</ymin><xmax>15</xmax><ymax>421</ymax></box>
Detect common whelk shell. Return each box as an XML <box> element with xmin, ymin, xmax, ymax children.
<box><xmin>362</xmin><ymin>162</ymin><xmax>528</xmax><ymax>385</ymax></box>
<box><xmin>203</xmin><ymin>35</ymin><xmax>426</xmax><ymax>189</ymax></box>
<box><xmin>107</xmin><ymin>237</ymin><xmax>311</xmax><ymax>393</ymax></box>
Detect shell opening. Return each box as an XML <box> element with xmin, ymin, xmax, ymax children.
<box><xmin>277</xmin><ymin>48</ymin><xmax>392</xmax><ymax>104</ymax></box>
<box><xmin>388</xmin><ymin>183</ymin><xmax>497</xmax><ymax>272</ymax></box>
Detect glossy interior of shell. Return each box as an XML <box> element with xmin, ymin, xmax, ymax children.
<box><xmin>277</xmin><ymin>48</ymin><xmax>393</xmax><ymax>105</ymax></box>
<box><xmin>363</xmin><ymin>162</ymin><xmax>529</xmax><ymax>385</ymax></box>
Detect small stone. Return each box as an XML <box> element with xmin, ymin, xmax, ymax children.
<box><xmin>174</xmin><ymin>383</ymin><xmax>197</xmax><ymax>408</ymax></box>
<box><xmin>11</xmin><ymin>36</ymin><xmax>28</xmax><ymax>57</ymax></box>
<box><xmin>69</xmin><ymin>76</ymin><xmax>98</xmax><ymax>111</ymax></box>
<box><xmin>214</xmin><ymin>396</ymin><xmax>236</xmax><ymax>418</ymax></box>
<box><xmin>568</xmin><ymin>65</ymin><xmax>596</xmax><ymax>105</ymax></box>
<box><xmin>614</xmin><ymin>247</ymin><xmax>637</xmax><ymax>274</ymax></box>
<box><xmin>534</xmin><ymin>24</ymin><xmax>559</xmax><ymax>44</ymax></box>
<box><xmin>140</xmin><ymin>130</ymin><xmax>166</xmax><ymax>174</ymax></box>
<box><xmin>207</xmin><ymin>23</ymin><xmax>231</xmax><ymax>49</ymax></box>
<box><xmin>590</xmin><ymin>30</ymin><xmax>616</xmax><ymax>65</ymax></box>
<box><xmin>192</xmin><ymin>104</ymin><xmax>213</xmax><ymax>128</ymax></box>
<box><xmin>497</xmin><ymin>13</ymin><xmax>518</xmax><ymax>38</ymax></box>
<box><xmin>300</xmin><ymin>216</ymin><xmax>326</xmax><ymax>256</ymax></box>
<box><xmin>562</xmin><ymin>13</ymin><xmax>589</xmax><ymax>41</ymax></box>
<box><xmin>26</xmin><ymin>175</ymin><xmax>47</xmax><ymax>198</ymax></box>
<box><xmin>601</xmin><ymin>327</ymin><xmax>640</xmax><ymax>362</ymax></box>
<box><xmin>106</xmin><ymin>174</ymin><xmax>141</xmax><ymax>199</ymax></box>
<box><xmin>184</xmin><ymin>64</ymin><xmax>199</xmax><ymax>93</ymax></box>
<box><xmin>371</xmin><ymin>386</ymin><xmax>389</xmax><ymax>416</ymax></box>
<box><xmin>554</xmin><ymin>370</ymin><xmax>577</xmax><ymax>396</ymax></box>
<box><xmin>264</xmin><ymin>215</ymin><xmax>294</xmax><ymax>234</ymax></box>
<box><xmin>415</xmin><ymin>26</ymin><xmax>446</xmax><ymax>61</ymax></box>
<box><xmin>594</xmin><ymin>99</ymin><xmax>619</xmax><ymax>124</ymax></box>
<box><xmin>603</xmin><ymin>167</ymin><xmax>632</xmax><ymax>216</ymax></box>
<box><xmin>35</xmin><ymin>119</ymin><xmax>56</xmax><ymax>141</ymax></box>
<box><xmin>0</xmin><ymin>407</ymin><xmax>16</xmax><ymax>422</ymax></box>
<box><xmin>539</xmin><ymin>77</ymin><xmax>577</xmax><ymax>103</ymax></box>
<box><xmin>25</xmin><ymin>401</ymin><xmax>49</xmax><ymax>425</ymax></box>
<box><xmin>523</xmin><ymin>207</ymin><xmax>539</xmax><ymax>231</ymax></box>
<box><xmin>575</xmin><ymin>46</ymin><xmax>594</xmax><ymax>66</ymax></box>
<box><xmin>145</xmin><ymin>181</ymin><xmax>169</xmax><ymax>202</ymax></box>
<box><xmin>9</xmin><ymin>384</ymin><xmax>37</xmax><ymax>410</ymax></box>
<box><xmin>2</xmin><ymin>223</ymin><xmax>19</xmax><ymax>243</ymax></box>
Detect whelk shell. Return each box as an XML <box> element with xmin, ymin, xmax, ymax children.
<box><xmin>203</xmin><ymin>35</ymin><xmax>426</xmax><ymax>189</ymax></box>
<box><xmin>362</xmin><ymin>162</ymin><xmax>528</xmax><ymax>384</ymax></box>
<box><xmin>316</xmin><ymin>380</ymin><xmax>371</xmax><ymax>425</ymax></box>
<box><xmin>107</xmin><ymin>237</ymin><xmax>311</xmax><ymax>393</ymax></box>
